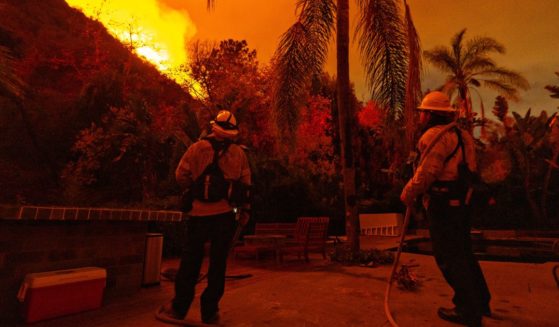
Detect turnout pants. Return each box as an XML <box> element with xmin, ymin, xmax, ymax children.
<box><xmin>427</xmin><ymin>189</ymin><xmax>491</xmax><ymax>323</ymax></box>
<box><xmin>172</xmin><ymin>211</ymin><xmax>237</xmax><ymax>319</ymax></box>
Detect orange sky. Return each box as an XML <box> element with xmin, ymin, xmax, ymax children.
<box><xmin>159</xmin><ymin>0</ymin><xmax>558</xmax><ymax>116</ymax></box>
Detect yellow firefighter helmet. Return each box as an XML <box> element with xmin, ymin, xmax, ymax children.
<box><xmin>210</xmin><ymin>110</ymin><xmax>239</xmax><ymax>139</ymax></box>
<box><xmin>417</xmin><ymin>91</ymin><xmax>457</xmax><ymax>113</ymax></box>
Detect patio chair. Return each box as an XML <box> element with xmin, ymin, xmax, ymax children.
<box><xmin>278</xmin><ymin>217</ymin><xmax>329</xmax><ymax>263</ymax></box>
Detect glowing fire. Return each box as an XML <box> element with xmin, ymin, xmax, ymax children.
<box><xmin>65</xmin><ymin>0</ymin><xmax>201</xmax><ymax>95</ymax></box>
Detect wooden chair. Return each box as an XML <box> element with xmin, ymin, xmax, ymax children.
<box><xmin>278</xmin><ymin>217</ymin><xmax>329</xmax><ymax>262</ymax></box>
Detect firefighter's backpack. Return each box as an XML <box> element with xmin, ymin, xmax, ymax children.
<box><xmin>448</xmin><ymin>128</ymin><xmax>490</xmax><ymax>205</ymax></box>
<box><xmin>448</xmin><ymin>128</ymin><xmax>479</xmax><ymax>189</ymax></box>
<box><xmin>191</xmin><ymin>140</ymin><xmax>231</xmax><ymax>203</ymax></box>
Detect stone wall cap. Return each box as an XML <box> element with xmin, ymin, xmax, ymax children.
<box><xmin>0</xmin><ymin>205</ymin><xmax>184</xmax><ymax>222</ymax></box>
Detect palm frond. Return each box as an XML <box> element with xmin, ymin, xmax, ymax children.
<box><xmin>296</xmin><ymin>0</ymin><xmax>336</xmax><ymax>74</ymax></box>
<box><xmin>481</xmin><ymin>79</ymin><xmax>522</xmax><ymax>101</ymax></box>
<box><xmin>424</xmin><ymin>47</ymin><xmax>456</xmax><ymax>74</ymax></box>
<box><xmin>474</xmin><ymin>67</ymin><xmax>530</xmax><ymax>90</ymax></box>
<box><xmin>546</xmin><ymin>85</ymin><xmax>559</xmax><ymax>99</ymax></box>
<box><xmin>356</xmin><ymin>0</ymin><xmax>407</xmax><ymax>120</ymax></box>
<box><xmin>272</xmin><ymin>0</ymin><xmax>336</xmax><ymax>142</ymax></box>
<box><xmin>463</xmin><ymin>36</ymin><xmax>505</xmax><ymax>66</ymax></box>
<box><xmin>272</xmin><ymin>23</ymin><xmax>310</xmax><ymax>138</ymax></box>
<box><xmin>451</xmin><ymin>28</ymin><xmax>467</xmax><ymax>65</ymax></box>
<box><xmin>462</xmin><ymin>57</ymin><xmax>496</xmax><ymax>74</ymax></box>
<box><xmin>0</xmin><ymin>45</ymin><xmax>24</xmax><ymax>99</ymax></box>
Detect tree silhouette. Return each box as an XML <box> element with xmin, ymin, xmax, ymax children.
<box><xmin>424</xmin><ymin>29</ymin><xmax>529</xmax><ymax>128</ymax></box>
<box><xmin>508</xmin><ymin>109</ymin><xmax>557</xmax><ymax>225</ymax></box>
<box><xmin>492</xmin><ymin>95</ymin><xmax>509</xmax><ymax>122</ymax></box>
<box><xmin>545</xmin><ymin>72</ymin><xmax>559</xmax><ymax>104</ymax></box>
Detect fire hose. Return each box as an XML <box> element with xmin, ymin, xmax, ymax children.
<box><xmin>384</xmin><ymin>122</ymin><xmax>458</xmax><ymax>327</ymax></box>
<box><xmin>553</xmin><ymin>241</ymin><xmax>559</xmax><ymax>288</ymax></box>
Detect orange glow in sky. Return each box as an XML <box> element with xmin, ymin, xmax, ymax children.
<box><xmin>162</xmin><ymin>0</ymin><xmax>559</xmax><ymax>116</ymax></box>
<box><xmin>66</xmin><ymin>0</ymin><xmax>558</xmax><ymax>115</ymax></box>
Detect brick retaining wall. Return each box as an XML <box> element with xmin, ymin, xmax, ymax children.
<box><xmin>0</xmin><ymin>206</ymin><xmax>184</xmax><ymax>324</ymax></box>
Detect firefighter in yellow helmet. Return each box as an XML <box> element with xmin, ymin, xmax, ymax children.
<box><xmin>162</xmin><ymin>110</ymin><xmax>251</xmax><ymax>324</ymax></box>
<box><xmin>401</xmin><ymin>91</ymin><xmax>490</xmax><ymax>327</ymax></box>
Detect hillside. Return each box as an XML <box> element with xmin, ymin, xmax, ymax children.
<box><xmin>0</xmin><ymin>0</ymin><xmax>196</xmax><ymax>204</ymax></box>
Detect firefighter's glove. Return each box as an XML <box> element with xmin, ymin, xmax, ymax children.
<box><xmin>400</xmin><ymin>188</ymin><xmax>415</xmax><ymax>207</ymax></box>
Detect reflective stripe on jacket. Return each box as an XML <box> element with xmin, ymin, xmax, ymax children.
<box><xmin>401</xmin><ymin>125</ymin><xmax>476</xmax><ymax>203</ymax></box>
<box><xmin>175</xmin><ymin>138</ymin><xmax>251</xmax><ymax>217</ymax></box>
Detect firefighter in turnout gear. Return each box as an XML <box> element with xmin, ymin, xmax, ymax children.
<box><xmin>401</xmin><ymin>91</ymin><xmax>491</xmax><ymax>327</ymax></box>
<box><xmin>163</xmin><ymin>110</ymin><xmax>251</xmax><ymax>324</ymax></box>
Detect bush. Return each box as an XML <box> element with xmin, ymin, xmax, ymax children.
<box><xmin>329</xmin><ymin>244</ymin><xmax>394</xmax><ymax>266</ymax></box>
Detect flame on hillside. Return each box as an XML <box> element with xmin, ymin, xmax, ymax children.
<box><xmin>65</xmin><ymin>0</ymin><xmax>202</xmax><ymax>97</ymax></box>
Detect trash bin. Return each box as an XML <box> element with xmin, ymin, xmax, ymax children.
<box><xmin>143</xmin><ymin>233</ymin><xmax>163</xmax><ymax>286</ymax></box>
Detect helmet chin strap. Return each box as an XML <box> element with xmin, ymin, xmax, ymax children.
<box><xmin>419</xmin><ymin>111</ymin><xmax>431</xmax><ymax>126</ymax></box>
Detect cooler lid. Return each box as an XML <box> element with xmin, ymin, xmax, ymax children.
<box><xmin>22</xmin><ymin>267</ymin><xmax>106</xmax><ymax>289</ymax></box>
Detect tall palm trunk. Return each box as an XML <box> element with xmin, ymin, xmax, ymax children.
<box><xmin>459</xmin><ymin>85</ymin><xmax>473</xmax><ymax>131</ymax></box>
<box><xmin>337</xmin><ymin>0</ymin><xmax>359</xmax><ymax>254</ymax></box>
<box><xmin>480</xmin><ymin>99</ymin><xmax>487</xmax><ymax>139</ymax></box>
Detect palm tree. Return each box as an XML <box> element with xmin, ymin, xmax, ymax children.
<box><xmin>272</xmin><ymin>0</ymin><xmax>420</xmax><ymax>254</ymax></box>
<box><xmin>424</xmin><ymin>29</ymin><xmax>529</xmax><ymax>129</ymax></box>
<box><xmin>205</xmin><ymin>0</ymin><xmax>421</xmax><ymax>254</ymax></box>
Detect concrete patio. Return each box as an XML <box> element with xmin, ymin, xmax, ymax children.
<box><xmin>13</xmin><ymin>237</ymin><xmax>559</xmax><ymax>327</ymax></box>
